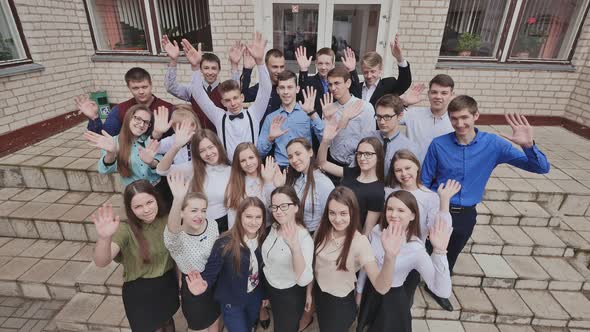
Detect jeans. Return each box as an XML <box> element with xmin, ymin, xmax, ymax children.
<box><xmin>221</xmin><ymin>288</ymin><xmax>263</xmax><ymax>332</ymax></box>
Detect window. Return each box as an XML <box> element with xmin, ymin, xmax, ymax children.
<box><xmin>439</xmin><ymin>0</ymin><xmax>589</xmax><ymax>62</ymax></box>
<box><xmin>85</xmin><ymin>0</ymin><xmax>212</xmax><ymax>54</ymax></box>
<box><xmin>0</xmin><ymin>0</ymin><xmax>31</xmax><ymax>66</ymax></box>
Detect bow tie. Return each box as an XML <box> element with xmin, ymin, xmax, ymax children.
<box><xmin>229</xmin><ymin>113</ymin><xmax>244</xmax><ymax>120</ymax></box>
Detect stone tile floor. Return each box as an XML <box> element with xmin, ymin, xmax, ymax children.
<box><xmin>0</xmin><ymin>296</ymin><xmax>64</xmax><ymax>332</ymax></box>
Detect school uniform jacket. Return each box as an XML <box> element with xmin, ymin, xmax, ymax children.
<box><xmin>351</xmin><ymin>63</ymin><xmax>413</xmax><ymax>107</ymax></box>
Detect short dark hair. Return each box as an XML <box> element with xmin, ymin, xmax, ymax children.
<box><xmin>375</xmin><ymin>94</ymin><xmax>405</xmax><ymax>116</ymax></box>
<box><xmin>327</xmin><ymin>66</ymin><xmax>351</xmax><ymax>82</ymax></box>
<box><xmin>316</xmin><ymin>47</ymin><xmax>335</xmax><ymax>61</ymax></box>
<box><xmin>125</xmin><ymin>67</ymin><xmax>151</xmax><ymax>85</ymax></box>
<box><xmin>201</xmin><ymin>53</ymin><xmax>221</xmax><ymax>69</ymax></box>
<box><xmin>265</xmin><ymin>49</ymin><xmax>284</xmax><ymax>64</ymax></box>
<box><xmin>277</xmin><ymin>70</ymin><xmax>297</xmax><ymax>85</ymax></box>
<box><xmin>448</xmin><ymin>95</ymin><xmax>478</xmax><ymax>115</ymax></box>
<box><xmin>429</xmin><ymin>74</ymin><xmax>454</xmax><ymax>90</ymax></box>
<box><xmin>218</xmin><ymin>79</ymin><xmax>241</xmax><ymax>95</ymax></box>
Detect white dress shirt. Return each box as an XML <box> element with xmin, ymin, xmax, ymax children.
<box><xmin>401</xmin><ymin>107</ymin><xmax>454</xmax><ymax>160</ymax></box>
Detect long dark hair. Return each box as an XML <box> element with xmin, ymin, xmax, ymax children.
<box><xmin>123</xmin><ymin>180</ymin><xmax>166</xmax><ymax>264</ymax></box>
<box><xmin>313</xmin><ymin>187</ymin><xmax>360</xmax><ymax>271</ymax></box>
<box><xmin>286</xmin><ymin>138</ymin><xmax>317</xmax><ymax>217</ymax></box>
<box><xmin>190</xmin><ymin>129</ymin><xmax>230</xmax><ymax>192</ymax></box>
<box><xmin>225</xmin><ymin>142</ymin><xmax>262</xmax><ymax>210</ymax></box>
<box><xmin>385</xmin><ymin>149</ymin><xmax>423</xmax><ymax>188</ymax></box>
<box><xmin>380</xmin><ymin>190</ymin><xmax>420</xmax><ymax>242</ymax></box>
<box><xmin>221</xmin><ymin>197</ymin><xmax>267</xmax><ymax>273</ymax></box>
<box><xmin>118</xmin><ymin>105</ymin><xmax>153</xmax><ymax>177</ymax></box>
<box><xmin>355</xmin><ymin>136</ymin><xmax>384</xmax><ymax>182</ymax></box>
<box><xmin>270</xmin><ymin>186</ymin><xmax>305</xmax><ymax>228</ymax></box>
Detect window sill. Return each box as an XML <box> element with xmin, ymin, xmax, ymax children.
<box><xmin>0</xmin><ymin>63</ymin><xmax>44</xmax><ymax>78</ymax></box>
<box><xmin>91</xmin><ymin>54</ymin><xmax>190</xmax><ymax>64</ymax></box>
<box><xmin>436</xmin><ymin>61</ymin><xmax>575</xmax><ymax>72</ymax></box>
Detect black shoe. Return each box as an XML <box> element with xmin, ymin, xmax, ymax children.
<box><xmin>424</xmin><ymin>286</ymin><xmax>453</xmax><ymax>311</ymax></box>
<box><xmin>259</xmin><ymin>307</ymin><xmax>270</xmax><ymax>329</ymax></box>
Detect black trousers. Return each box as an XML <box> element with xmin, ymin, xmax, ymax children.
<box><xmin>447</xmin><ymin>206</ymin><xmax>478</xmax><ymax>273</ymax></box>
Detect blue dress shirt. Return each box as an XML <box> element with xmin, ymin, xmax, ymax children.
<box><xmin>421</xmin><ymin>129</ymin><xmax>550</xmax><ymax>206</ymax></box>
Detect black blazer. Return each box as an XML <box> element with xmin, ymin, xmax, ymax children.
<box><xmin>298</xmin><ymin>69</ymin><xmax>362</xmax><ymax>118</ymax></box>
<box><xmin>351</xmin><ymin>63</ymin><xmax>412</xmax><ymax>107</ymax></box>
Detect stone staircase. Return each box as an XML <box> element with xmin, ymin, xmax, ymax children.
<box><xmin>0</xmin><ymin>124</ymin><xmax>589</xmax><ymax>331</ymax></box>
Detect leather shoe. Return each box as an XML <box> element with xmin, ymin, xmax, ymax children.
<box><xmin>259</xmin><ymin>307</ymin><xmax>270</xmax><ymax>329</ymax></box>
<box><xmin>424</xmin><ymin>286</ymin><xmax>453</xmax><ymax>311</ymax></box>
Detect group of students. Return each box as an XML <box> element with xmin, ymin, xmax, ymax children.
<box><xmin>77</xmin><ymin>32</ymin><xmax>551</xmax><ymax>332</ymax></box>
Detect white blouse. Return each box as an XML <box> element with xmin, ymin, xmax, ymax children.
<box><xmin>203</xmin><ymin>164</ymin><xmax>231</xmax><ymax>220</ymax></box>
<box><xmin>227</xmin><ymin>176</ymin><xmax>275</xmax><ymax>228</ymax></box>
<box><xmin>262</xmin><ymin>225</ymin><xmax>314</xmax><ymax>289</ymax></box>
<box><xmin>163</xmin><ymin>220</ymin><xmax>219</xmax><ymax>274</ymax></box>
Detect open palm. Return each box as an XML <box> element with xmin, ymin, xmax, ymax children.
<box><xmin>92</xmin><ymin>203</ymin><xmax>120</xmax><ymax>239</ymax></box>
<box><xmin>501</xmin><ymin>113</ymin><xmax>534</xmax><ymax>148</ymax></box>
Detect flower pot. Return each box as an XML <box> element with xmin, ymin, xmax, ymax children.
<box><xmin>458</xmin><ymin>51</ymin><xmax>472</xmax><ymax>56</ymax></box>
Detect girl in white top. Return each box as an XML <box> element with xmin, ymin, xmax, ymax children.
<box><xmin>164</xmin><ymin>173</ymin><xmax>220</xmax><ymax>332</ymax></box>
<box><xmin>262</xmin><ymin>186</ymin><xmax>314</xmax><ymax>332</ymax></box>
<box><xmin>158</xmin><ymin>129</ymin><xmax>231</xmax><ymax>233</ymax></box>
<box><xmin>224</xmin><ymin>143</ymin><xmax>276</xmax><ymax>228</ymax></box>
<box><xmin>356</xmin><ymin>190</ymin><xmax>452</xmax><ymax>332</ymax></box>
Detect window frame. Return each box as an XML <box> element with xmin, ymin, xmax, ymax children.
<box><xmin>0</xmin><ymin>0</ymin><xmax>33</xmax><ymax>68</ymax></box>
<box><xmin>438</xmin><ymin>0</ymin><xmax>590</xmax><ymax>65</ymax></box>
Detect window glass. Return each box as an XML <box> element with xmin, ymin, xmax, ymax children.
<box><xmin>88</xmin><ymin>0</ymin><xmax>148</xmax><ymax>51</ymax></box>
<box><xmin>331</xmin><ymin>4</ymin><xmax>380</xmax><ymax>65</ymax></box>
<box><xmin>0</xmin><ymin>1</ymin><xmax>27</xmax><ymax>62</ymax></box>
<box><xmin>156</xmin><ymin>0</ymin><xmax>212</xmax><ymax>51</ymax></box>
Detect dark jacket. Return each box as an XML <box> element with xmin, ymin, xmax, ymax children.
<box><xmin>351</xmin><ymin>63</ymin><xmax>412</xmax><ymax>107</ymax></box>
<box><xmin>240</xmin><ymin>67</ymin><xmax>281</xmax><ymax>127</ymax></box>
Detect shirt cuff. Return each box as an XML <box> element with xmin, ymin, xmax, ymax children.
<box><xmin>398</xmin><ymin>59</ymin><xmax>408</xmax><ymax>68</ymax></box>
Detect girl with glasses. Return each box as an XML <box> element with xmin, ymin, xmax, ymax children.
<box><xmin>318</xmin><ymin>122</ymin><xmax>385</xmax><ymax>235</ymax></box>
<box><xmin>261</xmin><ymin>186</ymin><xmax>314</xmax><ymax>332</ymax></box>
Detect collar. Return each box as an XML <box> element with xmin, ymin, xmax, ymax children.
<box><xmin>429</xmin><ymin>108</ymin><xmax>448</xmax><ymax>120</ymax></box>
<box><xmin>279</xmin><ymin>103</ymin><xmax>303</xmax><ymax>114</ymax></box>
<box><xmin>364</xmin><ymin>78</ymin><xmax>381</xmax><ymax>90</ymax></box>
<box><xmin>452</xmin><ymin>128</ymin><xmax>481</xmax><ymax>146</ymax></box>
<box><xmin>203</xmin><ymin>80</ymin><xmax>219</xmax><ymax>90</ymax></box>
<box><xmin>337</xmin><ymin>95</ymin><xmax>357</xmax><ymax>107</ymax></box>
<box><xmin>382</xmin><ymin>131</ymin><xmax>401</xmax><ymax>141</ymax></box>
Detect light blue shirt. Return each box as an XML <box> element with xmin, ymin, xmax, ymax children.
<box><xmin>293</xmin><ymin>169</ymin><xmax>334</xmax><ymax>232</ymax></box>
<box><xmin>97</xmin><ymin>135</ymin><xmax>162</xmax><ymax>186</ymax></box>
<box><xmin>258</xmin><ymin>104</ymin><xmax>324</xmax><ymax>166</ymax></box>
<box><xmin>371</xmin><ymin>130</ymin><xmax>422</xmax><ymax>177</ymax></box>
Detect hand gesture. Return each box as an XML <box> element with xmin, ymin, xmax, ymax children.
<box><xmin>92</xmin><ymin>203</ymin><xmax>120</xmax><ymax>240</ymax></box>
<box><xmin>75</xmin><ymin>95</ymin><xmax>99</xmax><ymax>120</ymax></box>
<box><xmin>167</xmin><ymin>172</ymin><xmax>190</xmax><ymax>199</ymax></box>
<box><xmin>138</xmin><ymin>139</ymin><xmax>160</xmax><ymax>165</ymax></box>
<box><xmin>400</xmin><ymin>83</ymin><xmax>425</xmax><ymax>106</ymax></box>
<box><xmin>500</xmin><ymin>113</ymin><xmax>534</xmax><ymax>148</ymax></box>
<box><xmin>437</xmin><ymin>179</ymin><xmax>461</xmax><ymax>202</ymax></box>
<box><xmin>295</xmin><ymin>46</ymin><xmax>312</xmax><ymax>72</ymax></box>
<box><xmin>322</xmin><ymin>118</ymin><xmax>340</xmax><ymax>143</ymax></box>
<box><xmin>341</xmin><ymin>47</ymin><xmax>357</xmax><ymax>72</ymax></box>
<box><xmin>181</xmin><ymin>39</ymin><xmax>202</xmax><ymax>68</ymax></box>
<box><xmin>153</xmin><ymin>106</ymin><xmax>171</xmax><ymax>137</ymax></box>
<box><xmin>269</xmin><ymin>115</ymin><xmax>289</xmax><ymax>141</ymax></box>
<box><xmin>429</xmin><ymin>216</ymin><xmax>452</xmax><ymax>252</ymax></box>
<box><xmin>273</xmin><ymin>167</ymin><xmax>287</xmax><ymax>187</ymax></box>
<box><xmin>340</xmin><ymin>100</ymin><xmax>363</xmax><ymax>122</ymax></box>
<box><xmin>84</xmin><ymin>130</ymin><xmax>117</xmax><ymax>153</ymax></box>
<box><xmin>261</xmin><ymin>156</ymin><xmax>277</xmax><ymax>184</ymax></box>
<box><xmin>229</xmin><ymin>40</ymin><xmax>243</xmax><ymax>65</ymax></box>
<box><xmin>389</xmin><ymin>34</ymin><xmax>404</xmax><ymax>63</ymax></box>
<box><xmin>320</xmin><ymin>93</ymin><xmax>338</xmax><ymax>120</ymax></box>
<box><xmin>185</xmin><ymin>271</ymin><xmax>208</xmax><ymax>296</ymax></box>
<box><xmin>243</xmin><ymin>48</ymin><xmax>256</xmax><ymax>69</ymax></box>
<box><xmin>381</xmin><ymin>222</ymin><xmax>404</xmax><ymax>258</ymax></box>
<box><xmin>173</xmin><ymin>119</ymin><xmax>196</xmax><ymax>149</ymax></box>
<box><xmin>280</xmin><ymin>221</ymin><xmax>299</xmax><ymax>249</ymax></box>
<box><xmin>299</xmin><ymin>86</ymin><xmax>317</xmax><ymax>114</ymax></box>
<box><xmin>162</xmin><ymin>35</ymin><xmax>180</xmax><ymax>61</ymax></box>
<box><xmin>304</xmin><ymin>292</ymin><xmax>313</xmax><ymax>312</ymax></box>
<box><xmin>245</xmin><ymin>31</ymin><xmax>267</xmax><ymax>65</ymax></box>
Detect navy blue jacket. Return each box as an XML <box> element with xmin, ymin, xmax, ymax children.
<box><xmin>201</xmin><ymin>235</ymin><xmax>266</xmax><ymax>305</ymax></box>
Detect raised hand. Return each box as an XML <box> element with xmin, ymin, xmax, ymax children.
<box><xmin>84</xmin><ymin>130</ymin><xmax>117</xmax><ymax>153</ymax></box>
<box><xmin>162</xmin><ymin>35</ymin><xmax>180</xmax><ymax>61</ymax></box>
<box><xmin>261</xmin><ymin>156</ymin><xmax>277</xmax><ymax>184</ymax></box>
<box><xmin>389</xmin><ymin>34</ymin><xmax>404</xmax><ymax>63</ymax></box>
<box><xmin>167</xmin><ymin>172</ymin><xmax>190</xmax><ymax>199</ymax></box>
<box><xmin>280</xmin><ymin>221</ymin><xmax>299</xmax><ymax>249</ymax></box>
<box><xmin>400</xmin><ymin>83</ymin><xmax>425</xmax><ymax>106</ymax></box>
<box><xmin>437</xmin><ymin>179</ymin><xmax>461</xmax><ymax>202</ymax></box>
<box><xmin>269</xmin><ymin>115</ymin><xmax>289</xmax><ymax>141</ymax></box>
<box><xmin>243</xmin><ymin>48</ymin><xmax>256</xmax><ymax>69</ymax></box>
<box><xmin>320</xmin><ymin>93</ymin><xmax>338</xmax><ymax>120</ymax></box>
<box><xmin>75</xmin><ymin>95</ymin><xmax>99</xmax><ymax>120</ymax></box>
<box><xmin>92</xmin><ymin>203</ymin><xmax>120</xmax><ymax>240</ymax></box>
<box><xmin>181</xmin><ymin>39</ymin><xmax>202</xmax><ymax>68</ymax></box>
<box><xmin>229</xmin><ymin>40</ymin><xmax>243</xmax><ymax>66</ymax></box>
<box><xmin>185</xmin><ymin>271</ymin><xmax>208</xmax><ymax>296</ymax></box>
<box><xmin>429</xmin><ymin>215</ymin><xmax>452</xmax><ymax>252</ymax></box>
<box><xmin>295</xmin><ymin>46</ymin><xmax>312</xmax><ymax>72</ymax></box>
<box><xmin>245</xmin><ymin>31</ymin><xmax>267</xmax><ymax>65</ymax></box>
<box><xmin>153</xmin><ymin>106</ymin><xmax>171</xmax><ymax>138</ymax></box>
<box><xmin>341</xmin><ymin>47</ymin><xmax>357</xmax><ymax>72</ymax></box>
<box><xmin>138</xmin><ymin>139</ymin><xmax>160</xmax><ymax>165</ymax></box>
<box><xmin>173</xmin><ymin>119</ymin><xmax>196</xmax><ymax>149</ymax></box>
<box><xmin>381</xmin><ymin>222</ymin><xmax>404</xmax><ymax>258</ymax></box>
<box><xmin>500</xmin><ymin>113</ymin><xmax>534</xmax><ymax>148</ymax></box>
<box><xmin>273</xmin><ymin>167</ymin><xmax>287</xmax><ymax>187</ymax></box>
<box><xmin>339</xmin><ymin>100</ymin><xmax>363</xmax><ymax>125</ymax></box>
<box><xmin>299</xmin><ymin>86</ymin><xmax>317</xmax><ymax>114</ymax></box>
<box><xmin>322</xmin><ymin>118</ymin><xmax>340</xmax><ymax>143</ymax></box>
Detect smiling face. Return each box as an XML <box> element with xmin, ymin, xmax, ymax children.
<box><xmin>287</xmin><ymin>142</ymin><xmax>312</xmax><ymax>173</ymax></box>
<box><xmin>130</xmin><ymin>193</ymin><xmax>158</xmax><ymax>223</ymax></box>
<box><xmin>239</xmin><ymin>147</ymin><xmax>259</xmax><ymax>177</ymax></box>
<box><xmin>428</xmin><ymin>83</ymin><xmax>454</xmax><ymax>113</ymax></box>
<box><xmin>241</xmin><ymin>206</ymin><xmax>264</xmax><ymax>238</ymax></box>
<box><xmin>449</xmin><ymin>108</ymin><xmax>479</xmax><ymax>139</ymax></box>
<box><xmin>277</xmin><ymin>77</ymin><xmax>300</xmax><ymax>107</ymax></box>
<box><xmin>198</xmin><ymin>138</ymin><xmax>219</xmax><ymax>166</ymax></box>
<box><xmin>267</xmin><ymin>55</ymin><xmax>286</xmax><ymax>84</ymax></box>
<box><xmin>129</xmin><ymin>109</ymin><xmax>151</xmax><ymax>137</ymax></box>
<box><xmin>356</xmin><ymin>142</ymin><xmax>378</xmax><ymax>172</ymax></box>
<box><xmin>393</xmin><ymin>158</ymin><xmax>419</xmax><ymax>189</ymax></box>
<box><xmin>181</xmin><ymin>198</ymin><xmax>207</xmax><ymax>233</ymax></box>
<box><xmin>328</xmin><ymin>199</ymin><xmax>351</xmax><ymax>235</ymax></box>
<box><xmin>221</xmin><ymin>89</ymin><xmax>245</xmax><ymax>114</ymax></box>
<box><xmin>316</xmin><ymin>54</ymin><xmax>335</xmax><ymax>79</ymax></box>
<box><xmin>201</xmin><ymin>60</ymin><xmax>220</xmax><ymax>85</ymax></box>
<box><xmin>271</xmin><ymin>193</ymin><xmax>298</xmax><ymax>225</ymax></box>
<box><xmin>127</xmin><ymin>79</ymin><xmax>153</xmax><ymax>104</ymax></box>
<box><xmin>385</xmin><ymin>196</ymin><xmax>415</xmax><ymax>230</ymax></box>
<box><xmin>361</xmin><ymin>64</ymin><xmax>383</xmax><ymax>87</ymax></box>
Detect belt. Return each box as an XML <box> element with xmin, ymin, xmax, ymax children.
<box><xmin>449</xmin><ymin>204</ymin><xmax>476</xmax><ymax>213</ymax></box>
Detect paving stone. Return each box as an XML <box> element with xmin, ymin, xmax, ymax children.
<box><xmin>88</xmin><ymin>173</ymin><xmax>115</xmax><ymax>192</ymax></box>
<box><xmin>10</xmin><ymin>190</ymin><xmax>45</xmax><ymax>203</ymax></box>
<box><xmin>511</xmin><ymin>201</ymin><xmax>551</xmax><ymax>218</ymax></box>
<box><xmin>0</xmin><ymin>239</ymin><xmax>36</xmax><ymax>257</ymax></box>
<box><xmin>492</xmin><ymin>226</ymin><xmax>534</xmax><ymax>247</ymax></box>
<box><xmin>44</xmin><ymin>242</ymin><xmax>84</xmax><ymax>260</ymax></box>
<box><xmin>473</xmin><ymin>254</ymin><xmax>517</xmax><ymax>279</ymax></box>
<box><xmin>31</xmin><ymin>190</ymin><xmax>67</xmax><ymax>204</ymax></box>
<box><xmin>553</xmin><ymin>180</ymin><xmax>590</xmax><ymax>195</ymax></box>
<box><xmin>56</xmin><ymin>192</ymin><xmax>88</xmax><ymax>205</ymax></box>
<box><xmin>41</xmin><ymin>168</ymin><xmax>68</xmax><ymax>190</ymax></box>
<box><xmin>517</xmin><ymin>290</ymin><xmax>569</xmax><ymax>322</ymax></box>
<box><xmin>484</xmin><ymin>288</ymin><xmax>532</xmax><ymax>324</ymax></box>
<box><xmin>8</xmin><ymin>219</ymin><xmax>39</xmax><ymax>238</ymax></box>
<box><xmin>0</xmin><ymin>219</ymin><xmax>15</xmax><ymax>238</ymax></box>
<box><xmin>423</xmin><ymin>289</ymin><xmax>461</xmax><ymax>320</ymax></box>
<box><xmin>54</xmin><ymin>292</ymin><xmax>104</xmax><ymax>323</ymax></box>
<box><xmin>561</xmin><ymin>216</ymin><xmax>590</xmax><ymax>232</ymax></box>
<box><xmin>59</xmin><ymin>222</ymin><xmax>87</xmax><ymax>241</ymax></box>
<box><xmin>482</xmin><ymin>201</ymin><xmax>521</xmax><ymax>217</ymax></box>
<box><xmin>84</xmin><ymin>224</ymin><xmax>98</xmax><ymax>242</ymax></box>
<box><xmin>426</xmin><ymin>319</ymin><xmax>464</xmax><ymax>332</ymax></box>
<box><xmin>526</xmin><ymin>179</ymin><xmax>564</xmax><ymax>193</ymax></box>
<box><xmin>454</xmin><ymin>254</ymin><xmax>484</xmax><ymax>277</ymax></box>
<box><xmin>504</xmin><ymin>256</ymin><xmax>550</xmax><ymax>282</ymax></box>
<box><xmin>9</xmin><ymin>202</ymin><xmax>50</xmax><ymax>219</ymax></box>
<box><xmin>551</xmin><ymin>291</ymin><xmax>590</xmax><ymax>320</ymax></box>
<box><xmin>0</xmin><ymin>202</ymin><xmax>25</xmax><ymax>218</ymax></box>
<box><xmin>64</xmin><ymin>170</ymin><xmax>91</xmax><ymax>192</ymax></box>
<box><xmin>553</xmin><ymin>229</ymin><xmax>590</xmax><ymax>250</ymax></box>
<box><xmin>87</xmin><ymin>295</ymin><xmax>125</xmax><ymax>326</ymax></box>
<box><xmin>454</xmin><ymin>287</ymin><xmax>495</xmax><ymax>323</ymax></box>
<box><xmin>77</xmin><ymin>261</ymin><xmax>118</xmax><ymax>286</ymax></box>
<box><xmin>35</xmin><ymin>204</ymin><xmax>73</xmax><ymax>221</ymax></box>
<box><xmin>79</xmin><ymin>193</ymin><xmax>112</xmax><ymax>207</ymax></box>
<box><xmin>58</xmin><ymin>205</ymin><xmax>96</xmax><ymax>222</ymax></box>
<box><xmin>43</xmin><ymin>157</ymin><xmax>77</xmax><ymax>169</ymax></box>
<box><xmin>521</xmin><ymin>227</ymin><xmax>566</xmax><ymax>249</ymax></box>
<box><xmin>0</xmin><ymin>155</ymin><xmax>32</xmax><ymax>166</ymax></box>
<box><xmin>63</xmin><ymin>148</ymin><xmax>92</xmax><ymax>158</ymax></box>
<box><xmin>64</xmin><ymin>158</ymin><xmax>96</xmax><ymax>171</ymax></box>
<box><xmin>105</xmin><ymin>264</ymin><xmax>124</xmax><ymax>292</ymax></box>
<box><xmin>47</xmin><ymin>261</ymin><xmax>88</xmax><ymax>287</ymax></box>
<box><xmin>0</xmin><ymin>190</ymin><xmax>23</xmax><ymax>201</ymax></box>
<box><xmin>2</xmin><ymin>317</ymin><xmax>26</xmax><ymax>328</ymax></box>
<box><xmin>0</xmin><ymin>258</ymin><xmax>39</xmax><ymax>280</ymax></box>
<box><xmin>19</xmin><ymin>167</ymin><xmax>47</xmax><ymax>189</ymax></box>
<box><xmin>462</xmin><ymin>322</ymin><xmax>499</xmax><ymax>332</ymax></box>
<box><xmin>471</xmin><ymin>226</ymin><xmax>504</xmax><ymax>245</ymax></box>
<box><xmin>71</xmin><ymin>244</ymin><xmax>94</xmax><ymax>262</ymax></box>
<box><xmin>33</xmin><ymin>221</ymin><xmax>63</xmax><ymax>240</ymax></box>
<box><xmin>496</xmin><ymin>325</ymin><xmax>535</xmax><ymax>332</ymax></box>
<box><xmin>18</xmin><ymin>259</ymin><xmax>66</xmax><ymax>283</ymax></box>
<box><xmin>19</xmin><ymin>156</ymin><xmax>53</xmax><ymax>167</ymax></box>
<box><xmin>0</xmin><ymin>166</ymin><xmax>24</xmax><ymax>187</ymax></box>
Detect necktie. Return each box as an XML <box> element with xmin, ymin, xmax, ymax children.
<box><xmin>229</xmin><ymin>113</ymin><xmax>244</xmax><ymax>121</ymax></box>
<box><xmin>383</xmin><ymin>137</ymin><xmax>390</xmax><ymax>154</ymax></box>
<box><xmin>206</xmin><ymin>85</ymin><xmax>212</xmax><ymax>94</ymax></box>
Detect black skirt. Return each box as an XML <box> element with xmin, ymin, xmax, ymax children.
<box><xmin>265</xmin><ymin>279</ymin><xmax>306</xmax><ymax>332</ymax></box>
<box><xmin>122</xmin><ymin>269</ymin><xmax>180</xmax><ymax>332</ymax></box>
<box><xmin>181</xmin><ymin>273</ymin><xmax>220</xmax><ymax>330</ymax></box>
<box><xmin>216</xmin><ymin>215</ymin><xmax>228</xmax><ymax>234</ymax></box>
<box><xmin>357</xmin><ymin>282</ymin><xmax>412</xmax><ymax>332</ymax></box>
<box><xmin>314</xmin><ymin>283</ymin><xmax>357</xmax><ymax>332</ymax></box>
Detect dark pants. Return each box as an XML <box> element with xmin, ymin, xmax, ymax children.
<box><xmin>221</xmin><ymin>287</ymin><xmax>263</xmax><ymax>332</ymax></box>
<box><xmin>447</xmin><ymin>205</ymin><xmax>478</xmax><ymax>273</ymax></box>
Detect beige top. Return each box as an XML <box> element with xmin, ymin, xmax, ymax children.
<box><xmin>314</xmin><ymin>231</ymin><xmax>375</xmax><ymax>297</ymax></box>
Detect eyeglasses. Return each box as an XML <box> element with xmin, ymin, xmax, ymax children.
<box><xmin>269</xmin><ymin>203</ymin><xmax>296</xmax><ymax>212</ymax></box>
<box><xmin>355</xmin><ymin>151</ymin><xmax>377</xmax><ymax>159</ymax></box>
<box><xmin>132</xmin><ymin>116</ymin><xmax>151</xmax><ymax>127</ymax></box>
<box><xmin>374</xmin><ymin>114</ymin><xmax>397</xmax><ymax>121</ymax></box>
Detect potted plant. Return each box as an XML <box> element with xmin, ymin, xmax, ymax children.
<box><xmin>513</xmin><ymin>17</ymin><xmax>545</xmax><ymax>58</ymax></box>
<box><xmin>457</xmin><ymin>32</ymin><xmax>481</xmax><ymax>56</ymax></box>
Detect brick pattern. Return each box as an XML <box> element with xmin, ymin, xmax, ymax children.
<box><xmin>0</xmin><ymin>296</ymin><xmax>65</xmax><ymax>332</ymax></box>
